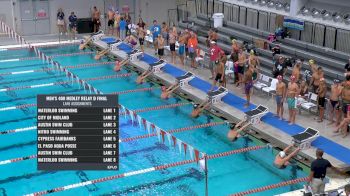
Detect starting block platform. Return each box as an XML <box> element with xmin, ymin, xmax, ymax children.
<box><xmin>127</xmin><ymin>49</ymin><xmax>143</xmax><ymax>61</ymax></box>
<box><xmin>244</xmin><ymin>105</ymin><xmax>269</xmax><ymax>124</ymax></box>
<box><xmin>176</xmin><ymin>72</ymin><xmax>195</xmax><ymax>88</ymax></box>
<box><xmin>108</xmin><ymin>40</ymin><xmax>122</xmax><ymax>51</ymax></box>
<box><xmin>207</xmin><ymin>87</ymin><xmax>228</xmax><ymax>104</ymax></box>
<box><xmin>148</xmin><ymin>60</ymin><xmax>166</xmax><ymax>73</ymax></box>
<box><xmin>292</xmin><ymin>127</ymin><xmax>320</xmax><ymax>150</ymax></box>
<box><xmin>91</xmin><ymin>31</ymin><xmax>104</xmax><ymax>42</ymax></box>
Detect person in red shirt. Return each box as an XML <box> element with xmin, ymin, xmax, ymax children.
<box><xmin>187</xmin><ymin>31</ymin><xmax>198</xmax><ymax>68</ymax></box>
<box><xmin>209</xmin><ymin>41</ymin><xmax>224</xmax><ymax>79</ymax></box>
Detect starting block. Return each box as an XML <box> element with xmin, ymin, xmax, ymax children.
<box><xmin>207</xmin><ymin>87</ymin><xmax>228</xmax><ymax>104</ymax></box>
<box><xmin>292</xmin><ymin>127</ymin><xmax>319</xmax><ymax>150</ymax></box>
<box><xmin>109</xmin><ymin>40</ymin><xmax>122</xmax><ymax>51</ymax></box>
<box><xmin>91</xmin><ymin>31</ymin><xmax>104</xmax><ymax>42</ymax></box>
<box><xmin>128</xmin><ymin>49</ymin><xmax>143</xmax><ymax>62</ymax></box>
<box><xmin>244</xmin><ymin>105</ymin><xmax>268</xmax><ymax>124</ymax></box>
<box><xmin>148</xmin><ymin>60</ymin><xmax>166</xmax><ymax>73</ymax></box>
<box><xmin>176</xmin><ymin>72</ymin><xmax>195</xmax><ymax>88</ymax></box>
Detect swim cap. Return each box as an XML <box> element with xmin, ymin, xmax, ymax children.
<box><xmin>232</xmin><ymin>39</ymin><xmax>236</xmax><ymax>43</ymax></box>
<box><xmin>320</xmin><ymin>78</ymin><xmax>325</xmax><ymax>82</ymax></box>
<box><xmin>277</xmin><ymin>75</ymin><xmax>283</xmax><ymax>80</ymax></box>
<box><xmin>279</xmin><ymin>151</ymin><xmax>286</xmax><ymax>158</ymax></box>
<box><xmin>290</xmin><ymin>75</ymin><xmax>296</xmax><ymax>81</ymax></box>
<box><xmin>309</xmin><ymin>59</ymin><xmax>315</xmax><ymax>64</ymax></box>
<box><xmin>210</xmin><ymin>40</ymin><xmax>216</xmax><ymax>44</ymax></box>
<box><xmin>334</xmin><ymin>79</ymin><xmax>340</xmax><ymax>84</ymax></box>
<box><xmin>250</xmin><ymin>50</ymin><xmax>255</xmax><ymax>55</ymax></box>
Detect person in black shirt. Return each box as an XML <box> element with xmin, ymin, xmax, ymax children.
<box><xmin>345</xmin><ymin>58</ymin><xmax>350</xmax><ymax>76</ymax></box>
<box><xmin>308</xmin><ymin>149</ymin><xmax>345</xmax><ymax>195</ymax></box>
<box><xmin>68</xmin><ymin>12</ymin><xmax>77</xmax><ymax>40</ymax></box>
<box><xmin>273</xmin><ymin>56</ymin><xmax>287</xmax><ymax>78</ymax></box>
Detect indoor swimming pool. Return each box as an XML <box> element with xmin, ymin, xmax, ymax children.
<box><xmin>0</xmin><ymin>44</ymin><xmax>308</xmax><ymax>195</ymax></box>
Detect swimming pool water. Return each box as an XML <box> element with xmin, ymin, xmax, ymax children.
<box><xmin>0</xmin><ymin>45</ymin><xmax>308</xmax><ymax>195</ymax></box>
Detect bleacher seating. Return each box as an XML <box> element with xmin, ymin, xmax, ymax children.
<box><xmin>180</xmin><ymin>15</ymin><xmax>348</xmax><ymax>87</ymax></box>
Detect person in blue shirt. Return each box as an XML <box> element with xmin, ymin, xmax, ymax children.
<box><xmin>68</xmin><ymin>12</ymin><xmax>77</xmax><ymax>40</ymax></box>
<box><xmin>119</xmin><ymin>17</ymin><xmax>127</xmax><ymax>40</ymax></box>
<box><xmin>150</xmin><ymin>20</ymin><xmax>161</xmax><ymax>55</ymax></box>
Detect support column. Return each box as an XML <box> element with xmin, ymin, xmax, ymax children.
<box><xmin>290</xmin><ymin>0</ymin><xmax>309</xmax><ymax>17</ymax></box>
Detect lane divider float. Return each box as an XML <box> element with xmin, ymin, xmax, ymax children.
<box><xmin>25</xmin><ymin>146</ymin><xmax>266</xmax><ymax>195</ymax></box>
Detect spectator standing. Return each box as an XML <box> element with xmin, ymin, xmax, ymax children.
<box><xmin>286</xmin><ymin>75</ymin><xmax>299</xmax><ymax>125</ymax></box>
<box><xmin>107</xmin><ymin>8</ymin><xmax>115</xmax><ymax>35</ymax></box>
<box><xmin>137</xmin><ymin>25</ymin><xmax>146</xmax><ymax>53</ymax></box>
<box><xmin>275</xmin><ymin>75</ymin><xmax>286</xmax><ymax>120</ymax></box>
<box><xmin>125</xmin><ymin>13</ymin><xmax>131</xmax><ymax>36</ymax></box>
<box><xmin>291</xmin><ymin>60</ymin><xmax>302</xmax><ymax>82</ymax></box>
<box><xmin>92</xmin><ymin>6</ymin><xmax>101</xmax><ymax>33</ymax></box>
<box><xmin>316</xmin><ymin>78</ymin><xmax>326</xmax><ymax>123</ymax></box>
<box><xmin>206</xmin><ymin>29</ymin><xmax>213</xmax><ymax>47</ymax></box>
<box><xmin>308</xmin><ymin>149</ymin><xmax>344</xmax><ymax>195</ymax></box>
<box><xmin>209</xmin><ymin>41</ymin><xmax>224</xmax><ymax>80</ymax></box>
<box><xmin>273</xmin><ymin>56</ymin><xmax>287</xmax><ymax>78</ymax></box>
<box><xmin>68</xmin><ymin>12</ymin><xmax>77</xmax><ymax>41</ymax></box>
<box><xmin>161</xmin><ymin>22</ymin><xmax>169</xmax><ymax>45</ymax></box>
<box><xmin>57</xmin><ymin>8</ymin><xmax>66</xmax><ymax>35</ymax></box>
<box><xmin>114</xmin><ymin>11</ymin><xmax>121</xmax><ymax>38</ymax></box>
<box><xmin>231</xmin><ymin>39</ymin><xmax>239</xmax><ymax>62</ymax></box>
<box><xmin>243</xmin><ymin>65</ymin><xmax>254</xmax><ymax>108</ymax></box>
<box><xmin>119</xmin><ymin>17</ymin><xmax>127</xmax><ymax>40</ymax></box>
<box><xmin>137</xmin><ymin>17</ymin><xmax>146</xmax><ymax>29</ymax></box>
<box><xmin>187</xmin><ymin>31</ymin><xmax>198</xmax><ymax>68</ymax></box>
<box><xmin>310</xmin><ymin>67</ymin><xmax>324</xmax><ymax>93</ymax></box>
<box><xmin>237</xmin><ymin>49</ymin><xmax>246</xmax><ymax>87</ymax></box>
<box><xmin>157</xmin><ymin>34</ymin><xmax>165</xmax><ymax>59</ymax></box>
<box><xmin>329</xmin><ymin>79</ymin><xmax>342</xmax><ymax>126</ymax></box>
<box><xmin>168</xmin><ymin>27</ymin><xmax>177</xmax><ymax>64</ymax></box>
<box><xmin>178</xmin><ymin>31</ymin><xmax>186</xmax><ymax>66</ymax></box>
<box><xmin>150</xmin><ymin>20</ymin><xmax>161</xmax><ymax>55</ymax></box>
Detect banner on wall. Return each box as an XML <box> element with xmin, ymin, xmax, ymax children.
<box><xmin>283</xmin><ymin>17</ymin><xmax>304</xmax><ymax>31</ymax></box>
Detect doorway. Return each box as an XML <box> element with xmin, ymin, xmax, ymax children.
<box><xmin>19</xmin><ymin>0</ymin><xmax>50</xmax><ymax>35</ymax></box>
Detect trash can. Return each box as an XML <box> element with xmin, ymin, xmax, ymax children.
<box><xmin>212</xmin><ymin>13</ymin><xmax>224</xmax><ymax>28</ymax></box>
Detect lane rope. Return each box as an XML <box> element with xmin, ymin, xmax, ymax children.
<box><xmin>0</xmin><ymin>62</ymin><xmax>114</xmax><ymax>76</ymax></box>
<box><xmin>0</xmin><ymin>102</ymin><xmax>189</xmax><ymax>135</ymax></box>
<box><xmin>0</xmin><ymin>122</ymin><xmax>225</xmax><ymax>163</ymax></box>
<box><xmin>0</xmin><ymin>42</ymin><xmax>79</xmax><ymax>51</ymax></box>
<box><xmin>0</xmin><ymin>73</ymin><xmax>132</xmax><ymax>92</ymax></box>
<box><xmin>120</xmin><ymin>121</ymin><xmax>225</xmax><ymax>142</ymax></box>
<box><xmin>230</xmin><ymin>177</ymin><xmax>309</xmax><ymax>196</ymax></box>
<box><xmin>25</xmin><ymin>146</ymin><xmax>266</xmax><ymax>195</ymax></box>
<box><xmin>8</xmin><ymin>51</ymin><xmax>95</xmax><ymax>62</ymax></box>
<box><xmin>119</xmin><ymin>102</ymin><xmax>190</xmax><ymax>115</ymax></box>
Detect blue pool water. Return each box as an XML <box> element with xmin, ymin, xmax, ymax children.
<box><xmin>0</xmin><ymin>45</ymin><xmax>308</xmax><ymax>195</ymax></box>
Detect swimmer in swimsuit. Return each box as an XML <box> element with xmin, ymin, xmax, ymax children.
<box><xmin>275</xmin><ymin>75</ymin><xmax>286</xmax><ymax>120</ymax></box>
<box><xmin>242</xmin><ymin>65</ymin><xmax>253</xmax><ymax>108</ymax></box>
<box><xmin>329</xmin><ymin>79</ymin><xmax>342</xmax><ymax>126</ymax></box>
<box><xmin>286</xmin><ymin>75</ymin><xmax>299</xmax><ymax>125</ymax></box>
<box><xmin>227</xmin><ymin>121</ymin><xmax>250</xmax><ymax>142</ymax></box>
<box><xmin>274</xmin><ymin>145</ymin><xmax>300</xmax><ymax>169</ymax></box>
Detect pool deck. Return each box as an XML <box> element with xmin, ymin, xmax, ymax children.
<box><xmin>85</xmin><ymin>35</ymin><xmax>350</xmax><ymax>194</ymax></box>
<box><xmin>87</xmin><ymin>37</ymin><xmax>348</xmax><ymax>165</ymax></box>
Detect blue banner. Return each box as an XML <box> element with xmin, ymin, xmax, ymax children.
<box><xmin>283</xmin><ymin>17</ymin><xmax>304</xmax><ymax>30</ymax></box>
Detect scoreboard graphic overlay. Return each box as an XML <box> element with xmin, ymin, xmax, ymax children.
<box><xmin>37</xmin><ymin>95</ymin><xmax>119</xmax><ymax>170</ymax></box>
